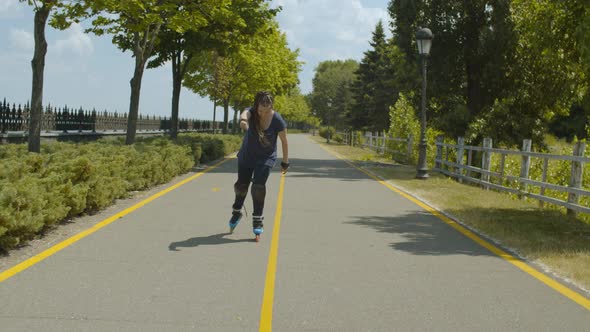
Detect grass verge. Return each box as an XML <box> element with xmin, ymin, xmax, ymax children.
<box><xmin>311</xmin><ymin>135</ymin><xmax>590</xmax><ymax>293</ymax></box>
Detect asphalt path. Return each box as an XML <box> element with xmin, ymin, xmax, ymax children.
<box><xmin>0</xmin><ymin>134</ymin><xmax>588</xmax><ymax>331</ymax></box>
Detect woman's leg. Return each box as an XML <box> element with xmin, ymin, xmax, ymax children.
<box><xmin>232</xmin><ymin>164</ymin><xmax>254</xmax><ymax>211</ymax></box>
<box><xmin>250</xmin><ymin>163</ymin><xmax>272</xmax><ymax>228</ymax></box>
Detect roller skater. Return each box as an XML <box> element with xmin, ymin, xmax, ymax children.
<box><xmin>228</xmin><ymin>91</ymin><xmax>289</xmax><ymax>242</ymax></box>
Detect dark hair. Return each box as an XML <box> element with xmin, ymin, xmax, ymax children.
<box><xmin>251</xmin><ymin>91</ymin><xmax>273</xmax><ymax>146</ymax></box>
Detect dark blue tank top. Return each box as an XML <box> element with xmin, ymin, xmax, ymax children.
<box><xmin>237</xmin><ymin>109</ymin><xmax>287</xmax><ymax>167</ymax></box>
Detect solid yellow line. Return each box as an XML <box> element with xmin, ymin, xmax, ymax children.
<box><xmin>0</xmin><ymin>158</ymin><xmax>230</xmax><ymax>283</ymax></box>
<box><xmin>259</xmin><ymin>173</ymin><xmax>286</xmax><ymax>332</ymax></box>
<box><xmin>316</xmin><ymin>142</ymin><xmax>590</xmax><ymax>311</ymax></box>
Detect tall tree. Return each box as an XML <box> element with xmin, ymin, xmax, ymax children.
<box><xmin>69</xmin><ymin>0</ymin><xmax>218</xmax><ymax>144</ymax></box>
<box><xmin>464</xmin><ymin>0</ymin><xmax>589</xmax><ymax>145</ymax></box>
<box><xmin>351</xmin><ymin>20</ymin><xmax>400</xmax><ymax>131</ymax></box>
<box><xmin>333</xmin><ymin>80</ymin><xmax>354</xmax><ymax>129</ymax></box>
<box><xmin>148</xmin><ymin>0</ymin><xmax>279</xmax><ymax>138</ymax></box>
<box><xmin>387</xmin><ymin>0</ymin><xmax>518</xmax><ymax>141</ymax></box>
<box><xmin>184</xmin><ymin>23</ymin><xmax>300</xmax><ymax>133</ymax></box>
<box><xmin>512</xmin><ymin>0</ymin><xmax>588</xmax><ymax>113</ymax></box>
<box><xmin>274</xmin><ymin>87</ymin><xmax>314</xmax><ymax>126</ymax></box>
<box><xmin>310</xmin><ymin>60</ymin><xmax>358</xmax><ymax>128</ymax></box>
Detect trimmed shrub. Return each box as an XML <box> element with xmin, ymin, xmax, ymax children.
<box><xmin>319</xmin><ymin>126</ymin><xmax>336</xmax><ymax>140</ymax></box>
<box><xmin>0</xmin><ymin>133</ymin><xmax>241</xmax><ymax>252</ymax></box>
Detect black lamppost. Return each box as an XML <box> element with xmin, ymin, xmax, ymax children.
<box><xmin>415</xmin><ymin>27</ymin><xmax>434</xmax><ymax>179</ymax></box>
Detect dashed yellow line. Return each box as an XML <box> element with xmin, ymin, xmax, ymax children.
<box><xmin>315</xmin><ymin>141</ymin><xmax>590</xmax><ymax>311</ymax></box>
<box><xmin>0</xmin><ymin>158</ymin><xmax>230</xmax><ymax>283</ymax></box>
<box><xmin>259</xmin><ymin>173</ymin><xmax>286</xmax><ymax>332</ymax></box>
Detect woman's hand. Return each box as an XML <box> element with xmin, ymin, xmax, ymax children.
<box><xmin>239</xmin><ymin>119</ymin><xmax>249</xmax><ymax>130</ymax></box>
<box><xmin>281</xmin><ymin>161</ymin><xmax>289</xmax><ymax>174</ymax></box>
<box><xmin>239</xmin><ymin>110</ymin><xmax>250</xmax><ymax>131</ymax></box>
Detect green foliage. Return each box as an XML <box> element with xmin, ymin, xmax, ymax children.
<box><xmin>387</xmin><ymin>92</ymin><xmax>443</xmax><ymax>165</ymax></box>
<box><xmin>184</xmin><ymin>21</ymin><xmax>301</xmax><ymax>133</ymax></box>
<box><xmin>487</xmin><ymin>143</ymin><xmax>576</xmax><ymax>210</ymax></box>
<box><xmin>388</xmin><ymin>93</ymin><xmax>419</xmax><ymax>163</ymax></box>
<box><xmin>319</xmin><ymin>127</ymin><xmax>336</xmax><ymax>140</ymax></box>
<box><xmin>350</xmin><ymin>20</ymin><xmax>407</xmax><ymax>131</ymax></box>
<box><xmin>147</xmin><ymin>0</ymin><xmax>280</xmax><ymax>137</ymax></box>
<box><xmin>387</xmin><ymin>0</ymin><xmax>575</xmax><ymax>147</ymax></box>
<box><xmin>0</xmin><ymin>133</ymin><xmax>240</xmax><ymax>252</ymax></box>
<box><xmin>388</xmin><ymin>93</ymin><xmax>420</xmax><ymax>139</ymax></box>
<box><xmin>273</xmin><ymin>88</ymin><xmax>312</xmax><ymax>124</ymax></box>
<box><xmin>332</xmin><ymin>134</ymin><xmax>344</xmax><ymax>144</ymax></box>
<box><xmin>309</xmin><ymin>60</ymin><xmax>359</xmax><ymax>128</ymax></box>
<box><xmin>551</xmin><ymin>105</ymin><xmax>589</xmax><ymax>142</ymax></box>
<box><xmin>174</xmin><ymin>133</ymin><xmax>242</xmax><ymax>164</ymax></box>
<box><xmin>465</xmin><ymin>98</ymin><xmax>546</xmax><ymax>147</ymax></box>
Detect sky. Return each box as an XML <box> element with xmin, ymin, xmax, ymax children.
<box><xmin>0</xmin><ymin>0</ymin><xmax>390</xmax><ymax>120</ymax></box>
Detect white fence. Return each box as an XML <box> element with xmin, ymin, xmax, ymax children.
<box><xmin>435</xmin><ymin>137</ymin><xmax>588</xmax><ymax>216</ymax></box>
<box><xmin>339</xmin><ymin>131</ymin><xmax>589</xmax><ymax>217</ymax></box>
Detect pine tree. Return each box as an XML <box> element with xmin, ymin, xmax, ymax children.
<box><xmin>351</xmin><ymin>20</ymin><xmax>395</xmax><ymax>131</ymax></box>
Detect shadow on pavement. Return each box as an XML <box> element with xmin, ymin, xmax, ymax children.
<box><xmin>346</xmin><ymin>213</ymin><xmax>495</xmax><ymax>257</ymax></box>
<box><xmin>207</xmin><ymin>158</ymin><xmax>371</xmax><ymax>181</ymax></box>
<box><xmin>168</xmin><ymin>233</ymin><xmax>254</xmax><ymax>250</ymax></box>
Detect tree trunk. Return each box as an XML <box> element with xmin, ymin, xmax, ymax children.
<box><xmin>170</xmin><ymin>49</ymin><xmax>193</xmax><ymax>139</ymax></box>
<box><xmin>170</xmin><ymin>51</ymin><xmax>182</xmax><ymax>139</ymax></box>
<box><xmin>126</xmin><ymin>59</ymin><xmax>145</xmax><ymax>145</ymax></box>
<box><xmin>28</xmin><ymin>5</ymin><xmax>51</xmax><ymax>153</ymax></box>
<box><xmin>125</xmin><ymin>25</ymin><xmax>162</xmax><ymax>145</ymax></box>
<box><xmin>233</xmin><ymin>108</ymin><xmax>239</xmax><ymax>134</ymax></box>
<box><xmin>212</xmin><ymin>99</ymin><xmax>217</xmax><ymax>133</ymax></box>
<box><xmin>223</xmin><ymin>99</ymin><xmax>229</xmax><ymax>134</ymax></box>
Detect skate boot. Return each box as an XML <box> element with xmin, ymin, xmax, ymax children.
<box><xmin>253</xmin><ymin>216</ymin><xmax>264</xmax><ymax>242</ymax></box>
<box><xmin>229</xmin><ymin>209</ymin><xmax>242</xmax><ymax>233</ymax></box>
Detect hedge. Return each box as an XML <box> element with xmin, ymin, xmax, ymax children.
<box><xmin>0</xmin><ymin>133</ymin><xmax>242</xmax><ymax>251</ymax></box>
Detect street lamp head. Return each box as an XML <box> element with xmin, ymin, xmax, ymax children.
<box><xmin>416</xmin><ymin>27</ymin><xmax>434</xmax><ymax>56</ymax></box>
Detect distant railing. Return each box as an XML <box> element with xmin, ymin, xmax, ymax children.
<box><xmin>339</xmin><ymin>130</ymin><xmax>414</xmax><ymax>162</ymax></box>
<box><xmin>0</xmin><ymin>98</ymin><xmax>227</xmax><ymax>134</ymax></box>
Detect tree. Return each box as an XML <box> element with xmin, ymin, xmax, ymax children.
<box><xmin>351</xmin><ymin>20</ymin><xmax>404</xmax><ymax>131</ymax></box>
<box><xmin>20</xmin><ymin>0</ymin><xmax>80</xmax><ymax>152</ymax></box>
<box><xmin>273</xmin><ymin>87</ymin><xmax>313</xmax><ymax>127</ymax></box>
<box><xmin>184</xmin><ymin>23</ymin><xmax>300</xmax><ymax>133</ymax></box>
<box><xmin>67</xmin><ymin>0</ymin><xmax>220</xmax><ymax>144</ymax></box>
<box><xmin>309</xmin><ymin>60</ymin><xmax>358</xmax><ymax>129</ymax></box>
<box><xmin>148</xmin><ymin>0</ymin><xmax>279</xmax><ymax>138</ymax></box>
<box><xmin>333</xmin><ymin>80</ymin><xmax>354</xmax><ymax>130</ymax></box>
<box><xmin>457</xmin><ymin>0</ymin><xmax>590</xmax><ymax>146</ymax></box>
<box><xmin>387</xmin><ymin>0</ymin><xmax>519</xmax><ymax>142</ymax></box>
<box><xmin>510</xmin><ymin>0</ymin><xmax>589</xmax><ymax>143</ymax></box>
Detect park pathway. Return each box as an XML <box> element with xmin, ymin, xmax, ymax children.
<box><xmin>0</xmin><ymin>134</ymin><xmax>588</xmax><ymax>331</ymax></box>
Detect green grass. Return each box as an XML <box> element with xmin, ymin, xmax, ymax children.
<box><xmin>313</xmin><ymin>136</ymin><xmax>590</xmax><ymax>292</ymax></box>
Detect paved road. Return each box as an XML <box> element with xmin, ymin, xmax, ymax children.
<box><xmin>0</xmin><ymin>134</ymin><xmax>589</xmax><ymax>331</ymax></box>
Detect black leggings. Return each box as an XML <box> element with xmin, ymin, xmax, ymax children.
<box><xmin>232</xmin><ymin>163</ymin><xmax>271</xmax><ymax>217</ymax></box>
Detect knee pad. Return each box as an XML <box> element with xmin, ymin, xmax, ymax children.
<box><xmin>234</xmin><ymin>182</ymin><xmax>249</xmax><ymax>197</ymax></box>
<box><xmin>251</xmin><ymin>184</ymin><xmax>266</xmax><ymax>202</ymax></box>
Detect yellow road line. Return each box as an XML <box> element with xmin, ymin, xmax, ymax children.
<box><xmin>316</xmin><ymin>141</ymin><xmax>590</xmax><ymax>311</ymax></box>
<box><xmin>0</xmin><ymin>158</ymin><xmax>230</xmax><ymax>283</ymax></box>
<box><xmin>259</xmin><ymin>173</ymin><xmax>286</xmax><ymax>332</ymax></box>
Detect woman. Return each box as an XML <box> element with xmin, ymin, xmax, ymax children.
<box><xmin>229</xmin><ymin>91</ymin><xmax>289</xmax><ymax>241</ymax></box>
